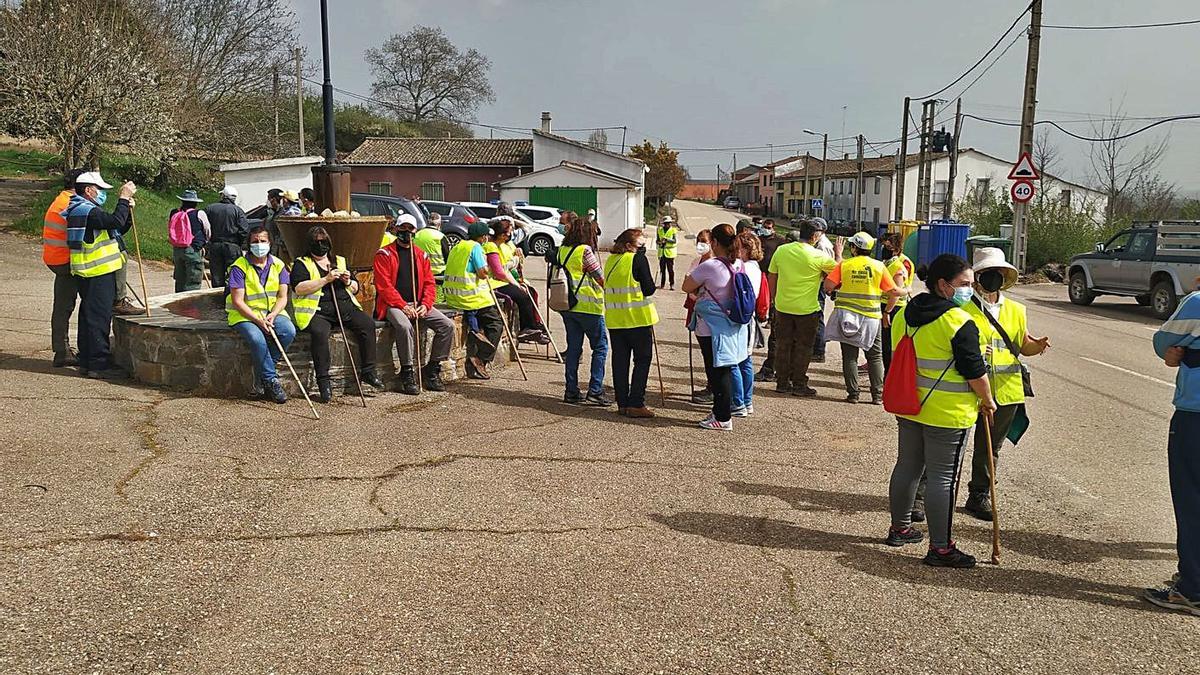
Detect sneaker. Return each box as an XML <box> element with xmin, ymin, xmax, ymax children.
<box><xmin>584</xmin><ymin>392</ymin><xmax>612</xmax><ymax>407</ymax></box>
<box><xmin>361</xmin><ymin>372</ymin><xmax>385</xmax><ymax>396</ymax></box>
<box><xmin>87</xmin><ymin>367</ymin><xmax>128</xmax><ymax>381</ymax></box>
<box><xmin>112</xmin><ymin>298</ymin><xmax>142</xmax><ymax>316</ymax></box>
<box><xmin>811</xmin><ymin>354</ymin><xmax>826</xmax><ymax>363</ymax></box>
<box><xmin>470</xmin><ymin>330</ymin><xmax>495</xmax><ymax>350</ymax></box>
<box><xmin>745</xmin><ymin>404</ymin><xmax>755</xmax><ymax>415</ymax></box>
<box><xmin>923</xmin><ymin>545</ymin><xmax>976</xmax><ymax>569</ymax></box>
<box><xmin>265</xmin><ymin>378</ymin><xmax>287</xmax><ymax>404</ymax></box>
<box><xmin>793</xmin><ymin>386</ymin><xmax>818</xmax><ymax>398</ymax></box>
<box><xmin>964</xmin><ymin>493</ymin><xmax>994</xmax><ymax>522</ymax></box>
<box><xmin>885</xmin><ymin>527</ymin><xmax>925</xmax><ymax>547</ymax></box>
<box><xmin>756</xmin><ymin>367</ymin><xmax>775</xmax><ymax>383</ymax></box>
<box><xmin>421</xmin><ymin>363</ymin><xmax>446</xmax><ymax>392</ymax></box>
<box><xmin>698</xmin><ymin>417</ymin><xmax>733</xmax><ymax>431</ymax></box>
<box><xmin>395</xmin><ymin>367</ymin><xmax>420</xmax><ymax>395</ymax></box>
<box><xmin>316</xmin><ymin>380</ymin><xmax>333</xmax><ymax>404</ymax></box>
<box><xmin>845</xmin><ymin>395</ymin><xmax>859</xmax><ymax>404</ymax></box>
<box><xmin>692</xmin><ymin>390</ymin><xmax>714</xmax><ymax>405</ymax></box>
<box><xmin>625</xmin><ymin>406</ymin><xmax>656</xmax><ymax>419</ymax></box>
<box><xmin>731</xmin><ymin>406</ymin><xmax>749</xmax><ymax>418</ymax></box>
<box><xmin>1142</xmin><ymin>586</ymin><xmax>1200</xmax><ymax>617</ymax></box>
<box><xmin>517</xmin><ymin>328</ymin><xmax>543</xmax><ymax>343</ymax></box>
<box><xmin>563</xmin><ymin>391</ymin><xmax>584</xmax><ymax>405</ymax></box>
<box><xmin>53</xmin><ymin>350</ymin><xmax>79</xmax><ymax>367</ymax></box>
<box><xmin>870</xmin><ymin>396</ymin><xmax>883</xmax><ymax>406</ymax></box>
<box><xmin>467</xmin><ymin>356</ymin><xmax>490</xmax><ymax>380</ymax></box>
<box><xmin>775</xmin><ymin>383</ymin><xmax>793</xmax><ymax>394</ymax></box>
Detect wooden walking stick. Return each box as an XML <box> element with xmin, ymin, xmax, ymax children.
<box><xmin>651</xmin><ymin>326</ymin><xmax>667</xmax><ymax>407</ymax></box>
<box><xmin>984</xmin><ymin>412</ymin><xmax>1001</xmax><ymax>565</ymax></box>
<box><xmin>487</xmin><ymin>283</ymin><xmax>528</xmax><ymax>381</ymax></box>
<box><xmin>128</xmin><ymin>207</ymin><xmax>151</xmax><ymax>317</ymax></box>
<box><xmin>327</xmin><ymin>271</ymin><xmax>367</xmax><ymax>408</ymax></box>
<box><xmin>410</xmin><ymin>244</ymin><xmax>422</xmax><ymax>392</ymax></box>
<box><xmin>687</xmin><ymin>328</ymin><xmax>696</xmax><ymax>396</ymax></box>
<box><xmin>263</xmin><ymin>314</ymin><xmax>320</xmax><ymax>420</ymax></box>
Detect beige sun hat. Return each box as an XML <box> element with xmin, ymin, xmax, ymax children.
<box><xmin>972</xmin><ymin>246</ymin><xmax>1019</xmax><ymax>290</ymax></box>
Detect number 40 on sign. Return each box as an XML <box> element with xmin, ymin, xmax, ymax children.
<box><xmin>1011</xmin><ymin>179</ymin><xmax>1034</xmax><ymax>204</ymax></box>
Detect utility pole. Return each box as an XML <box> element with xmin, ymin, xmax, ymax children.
<box><xmin>855</xmin><ymin>134</ymin><xmax>864</xmax><ymax>230</ymax></box>
<box><xmin>915</xmin><ymin>100</ymin><xmax>932</xmax><ymax>222</ymax></box>
<box><xmin>272</xmin><ymin>63</ymin><xmax>281</xmax><ymax>154</ymax></box>
<box><xmin>294</xmin><ymin>47</ymin><xmax>305</xmax><ymax>156</ymax></box>
<box><xmin>803</xmin><ymin>152</ymin><xmax>811</xmax><ymax>216</ymax></box>
<box><xmin>1012</xmin><ymin>0</ymin><xmax>1042</xmax><ymax>271</ymax></box>
<box><xmin>944</xmin><ymin>98</ymin><xmax>963</xmax><ymax>220</ymax></box>
<box><xmin>820</xmin><ymin>133</ymin><xmax>827</xmax><ymax>219</ymax></box>
<box><xmin>895</xmin><ymin>97</ymin><xmax>911</xmax><ymax>221</ymax></box>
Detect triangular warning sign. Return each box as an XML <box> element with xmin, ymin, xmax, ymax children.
<box><xmin>1008</xmin><ymin>152</ymin><xmax>1040</xmax><ymax>180</ymax></box>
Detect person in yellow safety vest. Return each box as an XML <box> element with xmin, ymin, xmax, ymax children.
<box><xmin>558</xmin><ymin>213</ymin><xmax>610</xmax><ymax>406</ymax></box>
<box><xmin>63</xmin><ymin>171</ymin><xmax>138</xmax><ymax>380</ymax></box>
<box><xmin>823</xmin><ymin>231</ymin><xmax>900</xmax><ymax>404</ymax></box>
<box><xmin>882</xmin><ymin>232</ymin><xmax>916</xmax><ymax>371</ymax></box>
<box><xmin>604</xmin><ymin>228</ymin><xmax>659</xmax><ymax>418</ymax></box>
<box><xmin>486</xmin><ymin>217</ymin><xmax>550</xmax><ymax>345</ymax></box>
<box><xmin>959</xmin><ymin>247</ymin><xmax>1050</xmax><ymax>521</ymax></box>
<box><xmin>414</xmin><ymin>212</ymin><xmax>448</xmax><ymax>277</ymax></box>
<box><xmin>443</xmin><ymin>219</ymin><xmax>505</xmax><ymax>380</ymax></box>
<box><xmin>43</xmin><ymin>168</ymin><xmax>83</xmax><ymax>367</ymax></box>
<box><xmin>226</xmin><ymin>225</ymin><xmax>296</xmax><ymax>404</ymax></box>
<box><xmin>290</xmin><ymin>225</ymin><xmax>385</xmax><ymax>404</ymax></box>
<box><xmin>885</xmin><ymin>253</ymin><xmax>997</xmax><ymax>569</ymax></box>
<box><xmin>656</xmin><ymin>216</ymin><xmax>679</xmax><ymax>290</ymax></box>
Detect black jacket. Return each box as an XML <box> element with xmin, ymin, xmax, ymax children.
<box><xmin>901</xmin><ymin>293</ymin><xmax>986</xmax><ymax>381</ymax></box>
<box><xmin>204</xmin><ymin>199</ymin><xmax>249</xmax><ymax>244</ymax></box>
<box><xmin>632</xmin><ymin>248</ymin><xmax>656</xmax><ymax>297</ymax></box>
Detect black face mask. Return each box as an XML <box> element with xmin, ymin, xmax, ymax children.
<box><xmin>637</xmin><ymin>244</ymin><xmax>647</xmax><ymax>253</ymax></box>
<box><xmin>310</xmin><ymin>240</ymin><xmax>331</xmax><ymax>256</ymax></box>
<box><xmin>396</xmin><ymin>231</ymin><xmax>413</xmax><ymax>245</ymax></box>
<box><xmin>979</xmin><ymin>270</ymin><xmax>1005</xmax><ymax>293</ymax></box>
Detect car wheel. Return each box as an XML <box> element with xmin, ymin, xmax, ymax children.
<box><xmin>1152</xmin><ymin>280</ymin><xmax>1178</xmax><ymax>319</ymax></box>
<box><xmin>529</xmin><ymin>235</ymin><xmax>553</xmax><ymax>257</ymax></box>
<box><xmin>1135</xmin><ymin>294</ymin><xmax>1151</xmax><ymax>306</ymax></box>
<box><xmin>444</xmin><ymin>232</ymin><xmax>463</xmax><ymax>249</ymax></box>
<box><xmin>1068</xmin><ymin>272</ymin><xmax>1095</xmax><ymax>306</ymax></box>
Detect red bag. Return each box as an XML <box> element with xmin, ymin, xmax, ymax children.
<box><xmin>882</xmin><ymin>330</ymin><xmax>922</xmax><ymax>415</ymax></box>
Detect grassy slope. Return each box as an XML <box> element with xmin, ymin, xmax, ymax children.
<box><xmin>0</xmin><ymin>146</ymin><xmax>57</xmax><ymax>179</ymax></box>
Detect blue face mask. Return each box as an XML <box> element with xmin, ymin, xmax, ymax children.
<box><xmin>249</xmin><ymin>242</ymin><xmax>271</xmax><ymax>258</ymax></box>
<box><xmin>952</xmin><ymin>285</ymin><xmax>974</xmax><ymax>307</ymax></box>
<box><xmin>94</xmin><ymin>190</ymin><xmax>108</xmax><ymax>206</ymax></box>
<box><xmin>557</xmin><ymin>224</ymin><xmax>566</xmax><ymax>235</ymax></box>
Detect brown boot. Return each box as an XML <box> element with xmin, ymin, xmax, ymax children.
<box><xmin>112</xmin><ymin>298</ymin><xmax>142</xmax><ymax>316</ymax></box>
<box><xmin>624</xmin><ymin>406</ymin><xmax>656</xmax><ymax>419</ymax></box>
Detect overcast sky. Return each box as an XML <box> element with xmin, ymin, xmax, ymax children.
<box><xmin>294</xmin><ymin>0</ymin><xmax>1200</xmax><ymax>190</ymax></box>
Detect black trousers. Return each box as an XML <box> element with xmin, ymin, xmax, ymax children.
<box><xmin>468</xmin><ymin>305</ymin><xmax>504</xmax><ymax>364</ymax></box>
<box><xmin>762</xmin><ymin>306</ymin><xmax>778</xmax><ymax>371</ymax></box>
<box><xmin>48</xmin><ymin>263</ymin><xmax>79</xmax><ymax>357</ymax></box>
<box><xmin>697</xmin><ymin>335</ymin><xmax>733</xmax><ymax>422</ymax></box>
<box><xmin>658</xmin><ymin>257</ymin><xmax>676</xmax><ymax>287</ymax></box>
<box><xmin>495</xmin><ymin>283</ymin><xmax>542</xmax><ymax>332</ymax></box>
<box><xmin>305</xmin><ymin>306</ymin><xmax>378</xmax><ymax>382</ymax></box>
<box><xmin>610</xmin><ymin>326</ymin><xmax>653</xmax><ymax>409</ymax></box>
<box><xmin>882</xmin><ymin>304</ymin><xmax>902</xmax><ymax>372</ymax></box>
<box><xmin>207</xmin><ymin>242</ymin><xmax>242</xmax><ymax>288</ymax></box>
<box><xmin>76</xmin><ymin>272</ymin><xmax>117</xmax><ymax>371</ymax></box>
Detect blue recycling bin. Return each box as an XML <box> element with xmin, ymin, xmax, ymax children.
<box><xmin>917</xmin><ymin>220</ymin><xmax>971</xmax><ymax>265</ymax></box>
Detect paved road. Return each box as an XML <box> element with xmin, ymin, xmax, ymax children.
<box><xmin>0</xmin><ymin>227</ymin><xmax>1197</xmax><ymax>673</ymax></box>
<box><xmin>669</xmin><ymin>199</ymin><xmax>747</xmax><ymax>235</ymax></box>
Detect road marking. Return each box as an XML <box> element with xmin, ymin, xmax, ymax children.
<box><xmin>1078</xmin><ymin>356</ymin><xmax>1174</xmax><ymax>387</ymax></box>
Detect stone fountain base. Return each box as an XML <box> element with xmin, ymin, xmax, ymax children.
<box><xmin>112</xmin><ymin>289</ymin><xmax>521</xmax><ymax>397</ymax></box>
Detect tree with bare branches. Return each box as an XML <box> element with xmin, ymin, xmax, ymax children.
<box><xmin>1033</xmin><ymin>128</ymin><xmax>1059</xmax><ymax>210</ymax></box>
<box><xmin>365</xmin><ymin>26</ymin><xmax>495</xmax><ymax>123</ymax></box>
<box><xmin>1088</xmin><ymin>105</ymin><xmax>1169</xmax><ymax>225</ymax></box>
<box><xmin>587</xmin><ymin>128</ymin><xmax>609</xmax><ymax>152</ymax></box>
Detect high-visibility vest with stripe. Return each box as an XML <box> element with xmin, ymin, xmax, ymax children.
<box><xmin>657</xmin><ymin>225</ymin><xmax>678</xmax><ymax>259</ymax></box>
<box><xmin>290</xmin><ymin>255</ymin><xmax>363</xmax><ymax>330</ymax></box>
<box><xmin>886</xmin><ymin>253</ymin><xmax>915</xmax><ymax>309</ymax></box>
<box><xmin>381</xmin><ymin>231</ymin><xmax>397</xmax><ymax>248</ymax></box>
<box><xmin>892</xmin><ymin>305</ymin><xmax>980</xmax><ymax>429</ymax></box>
<box><xmin>43</xmin><ymin>190</ymin><xmax>73</xmax><ymax>266</ymax></box>
<box><xmin>963</xmin><ymin>296</ymin><xmax>1028</xmax><ymax>406</ymax></box>
<box><xmin>558</xmin><ymin>245</ymin><xmax>605</xmax><ymax>316</ymax></box>
<box><xmin>443</xmin><ymin>240</ymin><xmax>494</xmax><ymax>310</ymax></box>
<box><xmin>603</xmin><ymin>253</ymin><xmax>659</xmax><ymax>329</ymax></box>
<box><xmin>226</xmin><ymin>256</ymin><xmax>286</xmax><ymax>326</ymax></box>
<box><xmin>65</xmin><ymin>200</ymin><xmax>125</xmax><ymax>278</ymax></box>
<box><xmin>482</xmin><ymin>241</ymin><xmax>515</xmax><ymax>289</ymax></box>
<box><xmin>834</xmin><ymin>255</ymin><xmax>888</xmax><ymax>319</ymax></box>
<box><xmin>414</xmin><ymin>228</ymin><xmax>446</xmax><ymax>276</ymax></box>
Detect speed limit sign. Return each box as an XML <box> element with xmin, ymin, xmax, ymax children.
<box><xmin>1011</xmin><ymin>179</ymin><xmax>1035</xmax><ymax>204</ymax></box>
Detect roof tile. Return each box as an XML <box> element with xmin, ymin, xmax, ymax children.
<box><xmin>343</xmin><ymin>137</ymin><xmax>534</xmax><ymax>166</ymax></box>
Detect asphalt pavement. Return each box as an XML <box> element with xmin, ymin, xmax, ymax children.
<box><xmin>0</xmin><ymin>223</ymin><xmax>1197</xmax><ymax>673</ymax></box>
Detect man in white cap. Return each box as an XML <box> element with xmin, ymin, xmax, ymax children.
<box><xmin>585</xmin><ymin>208</ymin><xmax>599</xmax><ymax>238</ymax></box>
<box><xmin>823</xmin><ymin>231</ymin><xmax>899</xmax><ymax>404</ymax></box>
<box><xmin>656</xmin><ymin>215</ymin><xmax>679</xmax><ymax>290</ymax></box>
<box><xmin>64</xmin><ymin>171</ymin><xmax>137</xmax><ymax>379</ymax></box>
<box><xmin>960</xmin><ymin>246</ymin><xmax>1050</xmax><ymax>520</ymax></box>
<box><xmin>204</xmin><ymin>185</ymin><xmax>249</xmax><ymax>287</ymax></box>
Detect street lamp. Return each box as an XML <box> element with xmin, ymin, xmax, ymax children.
<box><xmin>804</xmin><ymin>129</ymin><xmax>827</xmax><ymax>218</ymax></box>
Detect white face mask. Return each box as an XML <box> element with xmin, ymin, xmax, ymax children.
<box><xmin>696</xmin><ymin>242</ymin><xmax>712</xmax><ymax>255</ymax></box>
<box><xmin>249</xmin><ymin>242</ymin><xmax>270</xmax><ymax>258</ymax></box>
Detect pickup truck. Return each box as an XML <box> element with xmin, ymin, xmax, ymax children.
<box><xmin>1067</xmin><ymin>221</ymin><xmax>1200</xmax><ymax>319</ymax></box>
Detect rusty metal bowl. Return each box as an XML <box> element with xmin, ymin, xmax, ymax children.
<box><xmin>275</xmin><ymin>215</ymin><xmax>390</xmax><ymax>271</ymax></box>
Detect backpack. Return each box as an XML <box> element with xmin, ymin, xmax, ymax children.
<box><xmin>168</xmin><ymin>208</ymin><xmax>195</xmax><ymax>248</ymax></box>
<box><xmin>546</xmin><ymin>245</ymin><xmax>581</xmax><ymax>312</ymax></box>
<box><xmin>882</xmin><ymin>324</ymin><xmax>954</xmax><ymax>416</ymax></box>
<box><xmin>718</xmin><ymin>258</ymin><xmax>756</xmax><ymax>326</ymax></box>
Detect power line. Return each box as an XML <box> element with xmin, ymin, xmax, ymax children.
<box><xmin>961</xmin><ymin>113</ymin><xmax>1200</xmax><ymax>142</ymax></box>
<box><xmin>944</xmin><ymin>31</ymin><xmax>1024</xmax><ymax>102</ymax></box>
<box><xmin>909</xmin><ymin>1</ymin><xmax>1032</xmax><ymax>101</ymax></box>
<box><xmin>1044</xmin><ymin>18</ymin><xmax>1200</xmax><ymax>30</ymax></box>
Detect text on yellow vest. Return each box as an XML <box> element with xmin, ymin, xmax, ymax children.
<box><xmin>603</xmin><ymin>252</ymin><xmax>659</xmax><ymax>329</ymax></box>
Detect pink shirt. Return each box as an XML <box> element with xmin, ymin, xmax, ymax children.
<box><xmin>688</xmin><ymin>257</ymin><xmax>741</xmax><ymax>337</ymax></box>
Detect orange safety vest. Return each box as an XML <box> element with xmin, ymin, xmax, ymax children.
<box><xmin>42</xmin><ymin>189</ymin><xmax>73</xmax><ymax>266</ymax></box>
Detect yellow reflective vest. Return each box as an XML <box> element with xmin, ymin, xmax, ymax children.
<box><xmin>290</xmin><ymin>255</ymin><xmax>363</xmax><ymax>330</ymax></box>
<box><xmin>443</xmin><ymin>240</ymin><xmax>494</xmax><ymax>310</ymax></box>
<box><xmin>65</xmin><ymin>200</ymin><xmax>125</xmax><ymax>278</ymax></box>
<box><xmin>892</xmin><ymin>305</ymin><xmax>981</xmax><ymax>429</ymax></box>
<box><xmin>834</xmin><ymin>255</ymin><xmax>889</xmax><ymax>319</ymax></box>
<box><xmin>657</xmin><ymin>225</ymin><xmax>678</xmax><ymax>259</ymax></box>
<box><xmin>226</xmin><ymin>256</ymin><xmax>286</xmax><ymax>326</ymax></box>
<box><xmin>603</xmin><ymin>253</ymin><xmax>658</xmax><ymax>329</ymax></box>
<box><xmin>886</xmin><ymin>253</ymin><xmax>915</xmax><ymax>310</ymax></box>
<box><xmin>963</xmin><ymin>296</ymin><xmax>1028</xmax><ymax>406</ymax></box>
<box><xmin>482</xmin><ymin>241</ymin><xmax>517</xmax><ymax>289</ymax></box>
<box><xmin>558</xmin><ymin>245</ymin><xmax>605</xmax><ymax>315</ymax></box>
<box><xmin>414</xmin><ymin>228</ymin><xmax>446</xmax><ymax>276</ymax></box>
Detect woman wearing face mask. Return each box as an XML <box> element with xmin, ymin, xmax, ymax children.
<box><xmin>884</xmin><ymin>253</ymin><xmax>997</xmax><ymax>568</ymax></box>
<box><xmin>604</xmin><ymin>228</ymin><xmax>659</xmax><ymax>418</ymax></box>
<box><xmin>290</xmin><ymin>225</ymin><xmax>384</xmax><ymax>403</ymax></box>
<box><xmin>227</xmin><ymin>226</ymin><xmax>296</xmax><ymax>404</ymax></box>
<box><xmin>882</xmin><ymin>233</ymin><xmax>915</xmax><ymax>371</ymax></box>
<box><xmin>685</xmin><ymin>229</ymin><xmax>714</xmax><ymax>404</ymax></box>
<box><xmin>487</xmin><ymin>217</ymin><xmax>550</xmax><ymax>345</ymax></box>
<box><xmin>958</xmin><ymin>247</ymin><xmax>1049</xmax><ymax>521</ymax></box>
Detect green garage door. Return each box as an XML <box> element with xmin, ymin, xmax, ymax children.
<box><xmin>528</xmin><ymin>187</ymin><xmax>598</xmax><ymax>215</ymax></box>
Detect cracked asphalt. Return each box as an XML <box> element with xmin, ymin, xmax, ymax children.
<box><xmin>1</xmin><ymin>209</ymin><xmax>1198</xmax><ymax>673</ymax></box>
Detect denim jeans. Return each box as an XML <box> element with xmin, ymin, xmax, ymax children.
<box><xmin>233</xmin><ymin>314</ymin><xmax>296</xmax><ymax>382</ymax></box>
<box><xmin>730</xmin><ymin>356</ymin><xmax>754</xmax><ymax>410</ymax></box>
<box><xmin>562</xmin><ymin>311</ymin><xmax>607</xmax><ymax>396</ymax></box>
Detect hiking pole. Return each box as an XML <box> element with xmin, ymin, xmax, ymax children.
<box><xmin>651</xmin><ymin>326</ymin><xmax>667</xmax><ymax>407</ymax></box>
<box><xmin>128</xmin><ymin>206</ymin><xmax>151</xmax><ymax>317</ymax></box>
<box><xmin>687</xmin><ymin>329</ymin><xmax>696</xmax><ymax>396</ymax></box>
<box><xmin>263</xmin><ymin>313</ymin><xmax>319</xmax><ymax>420</ymax></box>
<box><xmin>328</xmin><ymin>273</ymin><xmax>367</xmax><ymax>408</ymax></box>
<box><xmin>410</xmin><ymin>245</ymin><xmax>422</xmax><ymax>392</ymax></box>
<box><xmin>985</xmin><ymin>412</ymin><xmax>1001</xmax><ymax>565</ymax></box>
<box><xmin>124</xmin><ymin>281</ymin><xmax>144</xmax><ymax>309</ymax></box>
<box><xmin>521</xmin><ymin>281</ymin><xmax>563</xmax><ymax>363</ymax></box>
<box><xmin>487</xmin><ymin>283</ymin><xmax>528</xmax><ymax>381</ymax></box>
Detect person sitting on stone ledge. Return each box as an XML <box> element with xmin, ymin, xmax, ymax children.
<box><xmin>444</xmin><ymin>220</ymin><xmax>504</xmax><ymax>380</ymax></box>
<box><xmin>375</xmin><ymin>216</ymin><xmax>453</xmax><ymax>394</ymax></box>
<box><xmin>291</xmin><ymin>225</ymin><xmax>385</xmax><ymax>403</ymax></box>
<box><xmin>486</xmin><ymin>216</ymin><xmax>550</xmax><ymax>346</ymax></box>
<box><xmin>226</xmin><ymin>226</ymin><xmax>295</xmax><ymax>404</ymax></box>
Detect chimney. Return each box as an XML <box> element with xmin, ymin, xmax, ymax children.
<box><xmin>540</xmin><ymin>111</ymin><xmax>552</xmax><ymax>134</ymax></box>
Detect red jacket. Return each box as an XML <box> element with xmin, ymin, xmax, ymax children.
<box><xmin>374</xmin><ymin>243</ymin><xmax>436</xmax><ymax>319</ymax></box>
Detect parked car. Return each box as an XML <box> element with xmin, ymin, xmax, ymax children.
<box><xmin>420</xmin><ymin>200</ymin><xmax>480</xmax><ymax>248</ymax></box>
<box><xmin>457</xmin><ymin>201</ymin><xmax>540</xmax><ymax>253</ymax></box>
<box><xmin>723</xmin><ymin>195</ymin><xmax>742</xmax><ymax>209</ymax></box>
<box><xmin>516</xmin><ymin>204</ymin><xmax>563</xmax><ymax>226</ymax></box>
<box><xmin>1068</xmin><ymin>220</ymin><xmax>1200</xmax><ymax>319</ymax></box>
<box><xmin>349</xmin><ymin>193</ymin><xmax>429</xmax><ymax>231</ymax></box>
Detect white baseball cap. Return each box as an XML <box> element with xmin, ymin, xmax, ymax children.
<box><xmin>661</xmin><ymin>215</ymin><xmax>674</xmax><ymax>224</ymax></box>
<box><xmin>220</xmin><ymin>185</ymin><xmax>238</xmax><ymax>201</ymax></box>
<box><xmin>75</xmin><ymin>171</ymin><xmax>112</xmax><ymax>189</ymax></box>
<box><xmin>396</xmin><ymin>213</ymin><xmax>418</xmax><ymax>227</ymax></box>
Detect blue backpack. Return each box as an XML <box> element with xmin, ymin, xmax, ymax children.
<box><xmin>720</xmin><ymin>258</ymin><xmax>756</xmax><ymax>325</ymax></box>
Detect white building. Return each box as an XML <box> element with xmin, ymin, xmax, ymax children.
<box><xmin>218</xmin><ymin>156</ymin><xmax>323</xmax><ymax>208</ymax></box>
